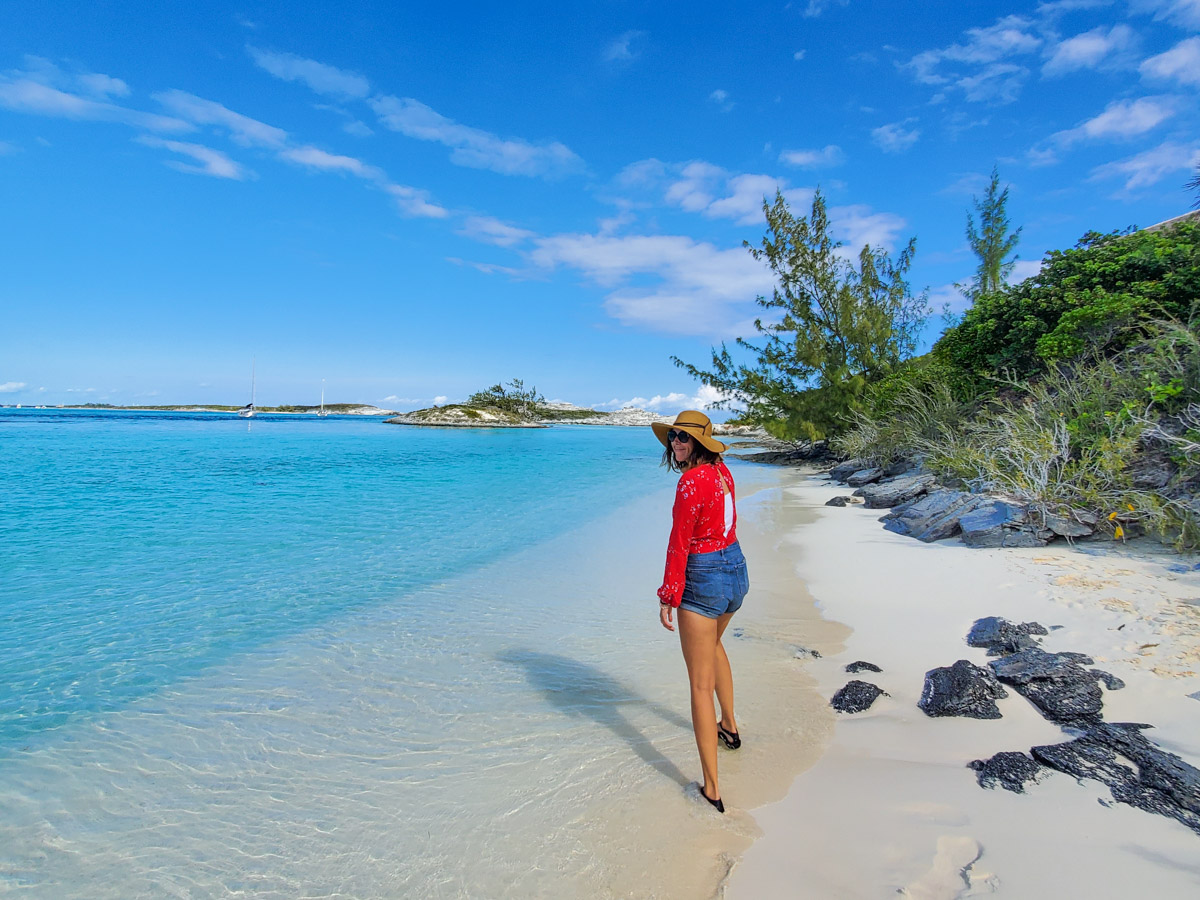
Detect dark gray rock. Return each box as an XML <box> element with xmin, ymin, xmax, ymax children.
<box><xmin>1031</xmin><ymin>722</ymin><xmax>1200</xmax><ymax>836</ymax></box>
<box><xmin>958</xmin><ymin>500</ymin><xmax>1022</xmax><ymax>547</ymax></box>
<box><xmin>881</xmin><ymin>490</ymin><xmax>990</xmax><ymax>543</ymax></box>
<box><xmin>1001</xmin><ymin>526</ymin><xmax>1055</xmax><ymax>548</ymax></box>
<box><xmin>1093</xmin><ymin>670</ymin><xmax>1126</xmax><ymax>691</ymax></box>
<box><xmin>958</xmin><ymin>501</ymin><xmax>1052</xmax><ymax>548</ymax></box>
<box><xmin>859</xmin><ymin>474</ymin><xmax>938</xmax><ymax>509</ymax></box>
<box><xmin>825</xmin><ymin>496</ymin><xmax>852</xmax><ymax>507</ymax></box>
<box><xmin>831</xmin><ymin>680</ymin><xmax>888</xmax><ymax>713</ymax></box>
<box><xmin>829</xmin><ymin>459</ymin><xmax>867</xmax><ymax>482</ymax></box>
<box><xmin>967</xmin><ymin>616</ymin><xmax>1049</xmax><ymax>656</ymax></box>
<box><xmin>969</xmin><ymin>751</ymin><xmax>1048</xmax><ymax>793</ymax></box>
<box><xmin>1044</xmin><ymin>512</ymin><xmax>1096</xmax><ymax>538</ymax></box>
<box><xmin>845</xmin><ymin>467</ymin><xmax>884</xmax><ymax>487</ymax></box>
<box><xmin>883</xmin><ymin>459</ymin><xmax>913</xmax><ymax>477</ymax></box>
<box><xmin>918</xmin><ymin>660</ymin><xmax>1009</xmax><ymax>719</ymax></box>
<box><xmin>793</xmin><ymin>646</ymin><xmax>822</xmax><ymax>660</ymax></box>
<box><xmin>845</xmin><ymin>660</ymin><xmax>882</xmax><ymax>674</ymax></box>
<box><xmin>1128</xmin><ymin>452</ymin><xmax>1175</xmax><ymax>491</ymax></box>
<box><xmin>989</xmin><ymin>647</ymin><xmax>1121</xmax><ymax>725</ymax></box>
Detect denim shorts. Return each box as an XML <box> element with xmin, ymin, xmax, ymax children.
<box><xmin>679</xmin><ymin>541</ymin><xmax>750</xmax><ymax>619</ymax></box>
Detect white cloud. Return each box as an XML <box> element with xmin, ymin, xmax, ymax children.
<box><xmin>830</xmin><ymin>205</ymin><xmax>907</xmax><ymax>252</ymax></box>
<box><xmin>343</xmin><ymin>119</ymin><xmax>373</xmax><ymax>137</ymax></box>
<box><xmin>658</xmin><ymin>162</ymin><xmax>812</xmax><ymax>225</ymax></box>
<box><xmin>871</xmin><ymin>120</ymin><xmax>920</xmax><ymax>152</ymax></box>
<box><xmin>1054</xmin><ymin>95</ymin><xmax>1178</xmax><ymax>145</ymax></box>
<box><xmin>907</xmin><ymin>15</ymin><xmax>1041</xmax><ymax>102</ymax></box>
<box><xmin>1130</xmin><ymin>0</ymin><xmax>1200</xmax><ymax>29</ymax></box>
<box><xmin>1089</xmin><ymin>139</ymin><xmax>1200</xmax><ymax>191</ymax></box>
<box><xmin>458</xmin><ymin>215</ymin><xmax>534</xmax><ymax>247</ymax></box>
<box><xmin>369</xmin><ymin>94</ymin><xmax>584</xmax><ymax>178</ymax></box>
<box><xmin>803</xmin><ymin>0</ymin><xmax>850</xmax><ymax>17</ymax></box>
<box><xmin>154</xmin><ymin>89</ymin><xmax>288</xmax><ymax>147</ymax></box>
<box><xmin>77</xmin><ymin>73</ymin><xmax>129</xmax><ymax>97</ymax></box>
<box><xmin>709</xmin><ymin>89</ymin><xmax>734</xmax><ymax>111</ymax></box>
<box><xmin>529</xmin><ymin>232</ymin><xmax>773</xmax><ymax>335</ymax></box>
<box><xmin>612</xmin><ymin>384</ymin><xmax>733</xmax><ymax>412</ymax></box>
<box><xmin>247</xmin><ymin>46</ymin><xmax>370</xmax><ymax>98</ymax></box>
<box><xmin>0</xmin><ymin>140</ymin><xmax>16</xmax><ymax>155</ymax></box>
<box><xmin>0</xmin><ymin>381</ymin><xmax>26</xmax><ymax>393</ymax></box>
<box><xmin>384</xmin><ymin>183</ymin><xmax>449</xmax><ymax>218</ymax></box>
<box><xmin>793</xmin><ymin>50</ymin><xmax>807</xmax><ymax>60</ymax></box>
<box><xmin>1140</xmin><ymin>37</ymin><xmax>1200</xmax><ymax>87</ymax></box>
<box><xmin>779</xmin><ymin>144</ymin><xmax>844</xmax><ymax>167</ymax></box>
<box><xmin>0</xmin><ymin>70</ymin><xmax>189</xmax><ymax>133</ymax></box>
<box><xmin>604</xmin><ymin>30</ymin><xmax>646</xmax><ymax>62</ymax></box>
<box><xmin>957</xmin><ymin>63</ymin><xmax>1028</xmax><ymax>103</ymax></box>
<box><xmin>280</xmin><ymin>144</ymin><xmax>384</xmax><ymax>179</ymax></box>
<box><xmin>137</xmin><ymin>136</ymin><xmax>247</xmax><ymax>179</ymax></box>
<box><xmin>1042</xmin><ymin>25</ymin><xmax>1137</xmax><ymax>75</ymax></box>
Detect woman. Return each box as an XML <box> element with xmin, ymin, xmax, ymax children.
<box><xmin>652</xmin><ymin>410</ymin><xmax>750</xmax><ymax>815</ymax></box>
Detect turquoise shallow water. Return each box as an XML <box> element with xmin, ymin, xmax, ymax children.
<box><xmin>0</xmin><ymin>410</ymin><xmax>663</xmax><ymax>748</ymax></box>
<box><xmin>0</xmin><ymin>409</ymin><xmax>813</xmax><ymax>898</ymax></box>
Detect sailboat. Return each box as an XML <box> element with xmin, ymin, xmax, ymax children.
<box><xmin>318</xmin><ymin>379</ymin><xmax>328</xmax><ymax>417</ymax></box>
<box><xmin>238</xmin><ymin>359</ymin><xmax>256</xmax><ymax>418</ymax></box>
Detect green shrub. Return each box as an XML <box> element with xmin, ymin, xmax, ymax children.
<box><xmin>935</xmin><ymin>223</ymin><xmax>1200</xmax><ymax>379</ymax></box>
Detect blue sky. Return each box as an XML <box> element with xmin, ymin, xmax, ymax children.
<box><xmin>1</xmin><ymin>1</ymin><xmax>1198</xmax><ymax>411</ymax></box>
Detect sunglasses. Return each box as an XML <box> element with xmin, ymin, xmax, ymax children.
<box><xmin>667</xmin><ymin>429</ymin><xmax>694</xmax><ymax>444</ymax></box>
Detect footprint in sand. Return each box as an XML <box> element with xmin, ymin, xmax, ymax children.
<box><xmin>899</xmin><ymin>835</ymin><xmax>995</xmax><ymax>899</ymax></box>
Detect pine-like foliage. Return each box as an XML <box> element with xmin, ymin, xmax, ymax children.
<box><xmin>961</xmin><ymin>166</ymin><xmax>1021</xmax><ymax>298</ymax></box>
<box><xmin>673</xmin><ymin>189</ymin><xmax>928</xmax><ymax>441</ymax></box>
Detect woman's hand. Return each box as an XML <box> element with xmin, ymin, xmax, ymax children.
<box><xmin>659</xmin><ymin>602</ymin><xmax>675</xmax><ymax>632</ymax></box>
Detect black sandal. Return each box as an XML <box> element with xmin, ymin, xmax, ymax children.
<box><xmin>717</xmin><ymin>722</ymin><xmax>741</xmax><ymax>750</ymax></box>
<box><xmin>700</xmin><ymin>786</ymin><xmax>725</xmax><ymax>814</ymax></box>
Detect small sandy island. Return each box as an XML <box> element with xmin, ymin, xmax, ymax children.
<box><xmin>725</xmin><ymin>471</ymin><xmax>1200</xmax><ymax>899</ymax></box>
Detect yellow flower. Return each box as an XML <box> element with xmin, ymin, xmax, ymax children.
<box><xmin>1126</xmin><ymin>503</ymin><xmax>1135</xmax><ymax>512</ymax></box>
<box><xmin>1108</xmin><ymin>511</ymin><xmax>1119</xmax><ymax>521</ymax></box>
<box><xmin>1114</xmin><ymin>525</ymin><xmax>1125</xmax><ymax>540</ymax></box>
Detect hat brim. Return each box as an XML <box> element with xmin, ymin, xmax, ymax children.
<box><xmin>651</xmin><ymin>421</ymin><xmax>727</xmax><ymax>454</ymax></box>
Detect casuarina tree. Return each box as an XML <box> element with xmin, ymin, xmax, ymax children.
<box><xmin>673</xmin><ymin>189</ymin><xmax>928</xmax><ymax>442</ymax></box>
<box><xmin>962</xmin><ymin>166</ymin><xmax>1022</xmax><ymax>298</ymax></box>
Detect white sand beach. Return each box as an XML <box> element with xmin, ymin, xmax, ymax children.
<box><xmin>726</xmin><ymin>471</ymin><xmax>1200</xmax><ymax>899</ymax></box>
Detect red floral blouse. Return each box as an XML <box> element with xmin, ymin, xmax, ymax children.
<box><xmin>658</xmin><ymin>461</ymin><xmax>738</xmax><ymax>608</ymax></box>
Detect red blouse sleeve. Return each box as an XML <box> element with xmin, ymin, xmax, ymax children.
<box><xmin>657</xmin><ymin>472</ymin><xmax>701</xmax><ymax>607</ymax></box>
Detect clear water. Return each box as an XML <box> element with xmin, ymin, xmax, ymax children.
<box><xmin>0</xmin><ymin>410</ymin><xmax>664</xmax><ymax>748</ymax></box>
<box><xmin>0</xmin><ymin>410</ymin><xmax>818</xmax><ymax>898</ymax></box>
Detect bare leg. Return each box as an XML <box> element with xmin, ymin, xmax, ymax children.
<box><xmin>678</xmin><ymin>608</ymin><xmax>721</xmax><ymax>801</ymax></box>
<box><xmin>714</xmin><ymin>611</ymin><xmax>737</xmax><ymax>733</ymax></box>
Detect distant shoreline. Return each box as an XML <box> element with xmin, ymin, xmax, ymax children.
<box><xmin>2</xmin><ymin>404</ymin><xmax>397</xmax><ymax>416</ymax></box>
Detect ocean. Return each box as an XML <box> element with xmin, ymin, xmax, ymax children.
<box><xmin>0</xmin><ymin>410</ymin><xmax>826</xmax><ymax>898</ymax></box>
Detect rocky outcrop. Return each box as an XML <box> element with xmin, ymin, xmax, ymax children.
<box><xmin>825</xmin><ymin>496</ymin><xmax>854</xmax><ymax>507</ymax></box>
<box><xmin>969</xmin><ymin>751</ymin><xmax>1048</xmax><ymax>794</ymax></box>
<box><xmin>881</xmin><ymin>490</ymin><xmax>989</xmax><ymax>542</ymax></box>
<box><xmin>845</xmin><ymin>660</ymin><xmax>882</xmax><ymax>673</ymax></box>
<box><xmin>845</xmin><ymin>467</ymin><xmax>884</xmax><ymax>487</ymax></box>
<box><xmin>966</xmin><ymin>616</ymin><xmax>1049</xmax><ymax>656</ymax></box>
<box><xmin>831</xmin><ymin>680</ymin><xmax>888</xmax><ymax>713</ymax></box>
<box><xmin>918</xmin><ymin>660</ymin><xmax>1008</xmax><ymax>719</ymax></box>
<box><xmin>1032</xmin><ymin>723</ymin><xmax>1200</xmax><ymax>836</ymax></box>
<box><xmin>385</xmin><ymin>406</ymin><xmax>547</xmax><ymax>428</ymax></box>
<box><xmin>858</xmin><ymin>474</ymin><xmax>937</xmax><ymax>509</ymax></box>
<box><xmin>989</xmin><ymin>647</ymin><xmax>1121</xmax><ymax>725</ymax></box>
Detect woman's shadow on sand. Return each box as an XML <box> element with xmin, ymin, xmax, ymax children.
<box><xmin>497</xmin><ymin>649</ymin><xmax>692</xmax><ymax>787</ymax></box>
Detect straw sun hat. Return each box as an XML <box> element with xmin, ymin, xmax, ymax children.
<box><xmin>651</xmin><ymin>409</ymin><xmax>728</xmax><ymax>454</ymax></box>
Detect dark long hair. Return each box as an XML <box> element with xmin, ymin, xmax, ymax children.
<box><xmin>661</xmin><ymin>440</ymin><xmax>722</xmax><ymax>473</ymax></box>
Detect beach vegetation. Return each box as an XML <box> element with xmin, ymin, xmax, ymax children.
<box><xmin>959</xmin><ymin>166</ymin><xmax>1022</xmax><ymax>299</ymax></box>
<box><xmin>673</xmin><ymin>189</ymin><xmax>929</xmax><ymax>441</ymax></box>
<box><xmin>837</xmin><ymin>219</ymin><xmax>1200</xmax><ymax>549</ymax></box>
<box><xmin>934</xmin><ymin>222</ymin><xmax>1200</xmax><ymax>380</ymax></box>
<box><xmin>467</xmin><ymin>379</ymin><xmax>546</xmax><ymax>419</ymax></box>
